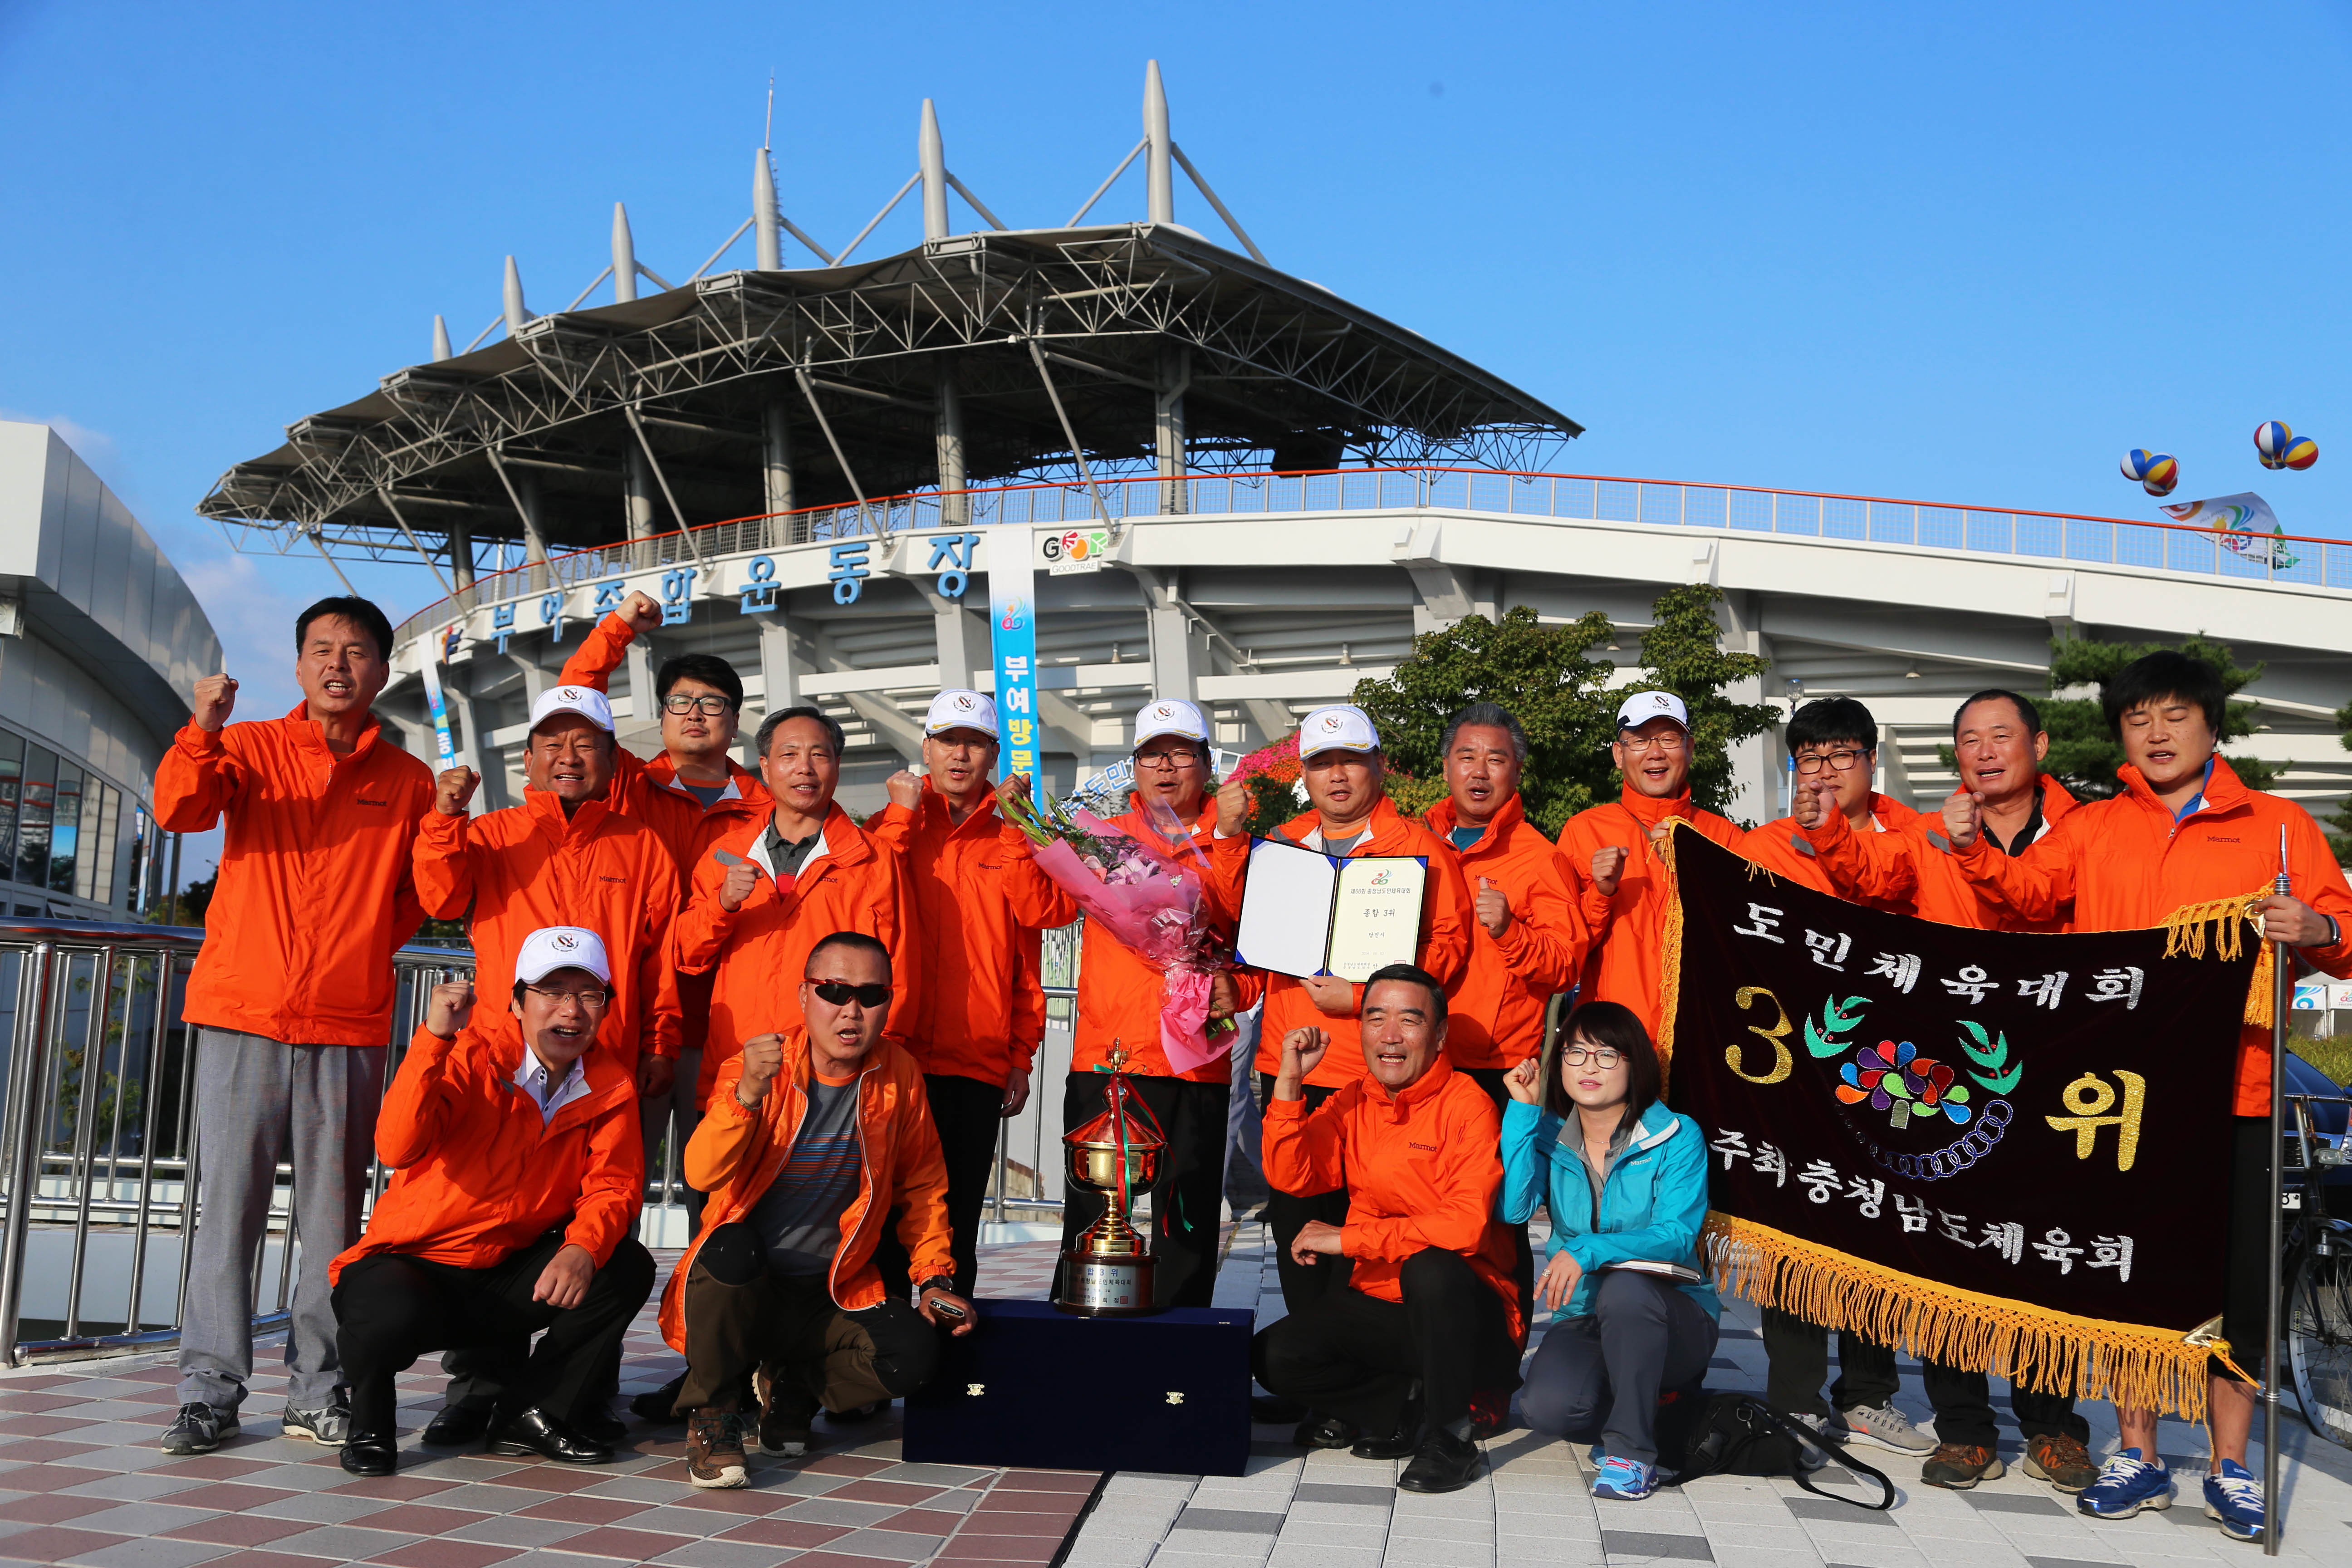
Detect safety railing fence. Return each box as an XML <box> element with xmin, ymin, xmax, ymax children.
<box><xmin>394</xmin><ymin>465</ymin><xmax>2352</xmax><ymax>646</ymax></box>
<box><xmin>988</xmin><ymin>920</ymin><xmax>1082</xmax><ymax>1229</ymax></box>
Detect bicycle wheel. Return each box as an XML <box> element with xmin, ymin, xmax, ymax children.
<box><xmin>2289</xmin><ymin>1233</ymin><xmax>2352</xmax><ymax>1450</ymax></box>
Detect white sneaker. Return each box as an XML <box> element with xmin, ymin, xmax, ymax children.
<box><xmin>1835</xmin><ymin>1401</ymin><xmax>1936</xmax><ymax>1455</ymax></box>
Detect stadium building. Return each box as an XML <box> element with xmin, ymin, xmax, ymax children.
<box><xmin>196</xmin><ymin>66</ymin><xmax>2352</xmax><ymax>828</ymax></box>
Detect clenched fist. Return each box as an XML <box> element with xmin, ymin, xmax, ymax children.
<box><xmin>1791</xmin><ymin>778</ymin><xmax>1838</xmax><ymax>830</ymax></box>
<box><xmin>434</xmin><ymin>766</ymin><xmax>480</xmax><ymax>818</ymax></box>
<box><xmin>192</xmin><ymin>674</ymin><xmax>239</xmax><ymax>733</ymax></box>
<box><xmin>619</xmin><ymin>590</ymin><xmax>663</xmax><ymax>634</ymax></box>
<box><xmin>717</xmin><ymin>859</ymin><xmax>763</xmax><ymax>912</ymax></box>
<box><xmin>1941</xmin><ymin>788</ymin><xmax>1983</xmax><ymax>850</ymax></box>
<box><xmin>885</xmin><ymin>769</ymin><xmax>923</xmax><ymax>809</ymax></box>
<box><xmin>1216</xmin><ymin>771</ymin><xmax>1250</xmax><ymax>834</ymax></box>
<box><xmin>425</xmin><ymin>979</ymin><xmax>476</xmax><ymax>1040</ymax></box>
<box><xmin>1504</xmin><ymin>1054</ymin><xmax>1544</xmax><ymax>1104</ymax></box>
<box><xmin>1590</xmin><ymin>844</ymin><xmax>1628</xmax><ymax>897</ymax></box>
<box><xmin>1475</xmin><ymin>876</ymin><xmax>1512</xmax><ymax>939</ymax></box>
<box><xmin>736</xmin><ymin>1033</ymin><xmax>786</xmax><ymax>1107</ymax></box>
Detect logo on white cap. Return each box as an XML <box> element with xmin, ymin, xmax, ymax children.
<box><xmin>1615</xmin><ymin>691</ymin><xmax>1690</xmax><ymax>732</ymax></box>
<box><xmin>924</xmin><ymin>689</ymin><xmax>1000</xmax><ymax>739</ymax></box>
<box><xmin>1133</xmin><ymin>698</ymin><xmax>1208</xmax><ymax>746</ymax></box>
<box><xmin>529</xmin><ymin>684</ymin><xmax>615</xmax><ymax>734</ymax></box>
<box><xmin>516</xmin><ymin>925</ymin><xmax>612</xmax><ymax>986</ymax></box>
<box><xmin>1297</xmin><ymin>704</ymin><xmax>1379</xmax><ymax>756</ymax></box>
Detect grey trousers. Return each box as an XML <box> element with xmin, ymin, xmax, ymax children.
<box><xmin>1519</xmin><ymin>1269</ymin><xmax>1719</xmax><ymax>1465</ymax></box>
<box><xmin>176</xmin><ymin>1029</ymin><xmax>385</xmax><ymax>1415</ymax></box>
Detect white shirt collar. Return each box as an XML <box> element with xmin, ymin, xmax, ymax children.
<box><xmin>513</xmin><ymin>1049</ymin><xmax>591</xmax><ymax>1126</ymax></box>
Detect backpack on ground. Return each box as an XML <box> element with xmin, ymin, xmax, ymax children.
<box><xmin>1657</xmin><ymin>1389</ymin><xmax>1896</xmax><ymax>1509</ymax></box>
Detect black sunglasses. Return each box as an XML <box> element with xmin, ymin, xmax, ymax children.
<box><xmin>810</xmin><ymin>980</ymin><xmax>891</xmax><ymax>1008</ymax></box>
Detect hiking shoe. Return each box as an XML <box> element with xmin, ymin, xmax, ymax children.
<box><xmin>684</xmin><ymin>1407</ymin><xmax>748</xmax><ymax>1489</ymax></box>
<box><xmin>160</xmin><ymin>1402</ymin><xmax>237</xmax><ymax>1455</ymax></box>
<box><xmin>2202</xmin><ymin>1458</ymin><xmax>2264</xmax><ymax>1542</ymax></box>
<box><xmin>2078</xmin><ymin>1447</ymin><xmax>2173</xmax><ymax>1519</ymax></box>
<box><xmin>1921</xmin><ymin>1442</ymin><xmax>2005</xmax><ymax>1490</ymax></box>
<box><xmin>758</xmin><ymin>1375</ymin><xmax>819</xmax><ymax>1458</ymax></box>
<box><xmin>1591</xmin><ymin>1454</ymin><xmax>1657</xmax><ymax>1500</ymax></box>
<box><xmin>1835</xmin><ymin>1399</ymin><xmax>1935</xmax><ymax>1455</ymax></box>
<box><xmin>2023</xmin><ymin>1432</ymin><xmax>2098</xmax><ymax>1493</ymax></box>
<box><xmin>281</xmin><ymin>1397</ymin><xmax>351</xmax><ymax>1445</ymax></box>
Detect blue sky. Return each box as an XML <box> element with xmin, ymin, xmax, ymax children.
<box><xmin>4</xmin><ymin>1</ymin><xmax>2349</xmax><ymax>816</ymax></box>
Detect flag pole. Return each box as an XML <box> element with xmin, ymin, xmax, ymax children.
<box><xmin>2264</xmin><ymin>823</ymin><xmax>2289</xmax><ymax>1555</ymax></box>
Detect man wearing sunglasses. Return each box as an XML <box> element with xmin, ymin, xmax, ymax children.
<box><xmin>659</xmin><ymin>932</ymin><xmax>971</xmax><ymax>1485</ymax></box>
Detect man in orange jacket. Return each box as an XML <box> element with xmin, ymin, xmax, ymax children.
<box><xmin>1784</xmin><ymin>692</ymin><xmax>2096</xmax><ymax>1490</ymax></box>
<box><xmin>1940</xmin><ymin>652</ymin><xmax>2352</xmax><ymax>1540</ymax></box>
<box><xmin>553</xmin><ymin>591</ymin><xmax>771</xmax><ymax>1225</ymax></box>
<box><xmin>1214</xmin><ymin>704</ymin><xmax>1474</xmax><ymax>1329</ymax></box>
<box><xmin>1557</xmin><ymin>693</ymin><xmax>1744</xmax><ymax>1054</ymax></box>
<box><xmin>331</xmin><ymin>927</ymin><xmax>655</xmax><ymax>1476</ymax></box>
<box><xmin>867</xmin><ymin>690</ymin><xmax>1076</xmax><ymax>1294</ymax></box>
<box><xmin>662</xmin><ymin>933</ymin><xmax>973</xmax><ymax>1489</ymax></box>
<box><xmin>1021</xmin><ymin>698</ymin><xmax>1253</xmax><ymax>1310</ymax></box>
<box><xmin>1252</xmin><ymin>965</ymin><xmax>1519</xmax><ymax>1495</ymax></box>
<box><xmin>154</xmin><ymin>596</ymin><xmax>434</xmax><ymax>1458</ymax></box>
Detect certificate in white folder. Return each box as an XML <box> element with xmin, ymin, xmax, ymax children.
<box><xmin>1233</xmin><ymin>836</ymin><xmax>1429</xmax><ymax>982</ymax></box>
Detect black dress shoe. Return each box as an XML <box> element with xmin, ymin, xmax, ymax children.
<box><xmin>1352</xmin><ymin>1417</ymin><xmax>1421</xmax><ymax>1460</ymax></box>
<box><xmin>1397</xmin><ymin>1429</ymin><xmax>1484</xmax><ymax>1494</ymax></box>
<box><xmin>628</xmin><ymin>1372</ymin><xmax>688</xmax><ymax>1425</ymax></box>
<box><xmin>421</xmin><ymin>1401</ymin><xmax>495</xmax><ymax>1446</ymax></box>
<box><xmin>572</xmin><ymin>1406</ymin><xmax>627</xmax><ymax>1444</ymax></box>
<box><xmin>1250</xmin><ymin>1392</ymin><xmax>1307</xmax><ymax>1424</ymax></box>
<box><xmin>1293</xmin><ymin>1412</ymin><xmax>1359</xmax><ymax>1450</ymax></box>
<box><xmin>339</xmin><ymin>1431</ymin><xmax>398</xmax><ymax>1477</ymax></box>
<box><xmin>485</xmin><ymin>1407</ymin><xmax>614</xmax><ymax>1465</ymax></box>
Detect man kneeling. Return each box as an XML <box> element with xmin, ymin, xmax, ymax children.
<box><xmin>1252</xmin><ymin>964</ymin><xmax>1522</xmax><ymax>1494</ymax></box>
<box><xmin>332</xmin><ymin>927</ymin><xmax>656</xmax><ymax>1476</ymax></box>
<box><xmin>660</xmin><ymin>932</ymin><xmax>975</xmax><ymax>1489</ymax></box>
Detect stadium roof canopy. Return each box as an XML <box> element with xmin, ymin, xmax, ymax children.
<box><xmin>198</xmin><ymin>222</ymin><xmax>1581</xmax><ymax>571</ymax></box>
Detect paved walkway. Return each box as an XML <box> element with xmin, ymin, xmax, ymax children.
<box><xmin>2</xmin><ymin>1227</ymin><xmax>2349</xmax><ymax>1566</ymax></box>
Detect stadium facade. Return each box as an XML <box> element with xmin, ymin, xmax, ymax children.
<box><xmin>0</xmin><ymin>421</ymin><xmax>220</xmax><ymax>917</ymax></box>
<box><xmin>195</xmin><ymin>66</ymin><xmax>2352</xmax><ymax>828</ymax></box>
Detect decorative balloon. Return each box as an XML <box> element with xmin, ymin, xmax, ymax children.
<box><xmin>2283</xmin><ymin>435</ymin><xmax>2319</xmax><ymax>471</ymax></box>
<box><xmin>2255</xmin><ymin>421</ymin><xmax>2293</xmax><ymax>469</ymax></box>
<box><xmin>2122</xmin><ymin>449</ymin><xmax>2178</xmax><ymax>496</ymax></box>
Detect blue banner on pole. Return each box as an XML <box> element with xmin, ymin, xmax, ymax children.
<box><xmin>990</xmin><ymin>528</ymin><xmax>1041</xmax><ymax>790</ymax></box>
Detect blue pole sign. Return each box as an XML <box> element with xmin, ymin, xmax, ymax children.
<box><xmin>990</xmin><ymin>528</ymin><xmax>1040</xmax><ymax>790</ymax></box>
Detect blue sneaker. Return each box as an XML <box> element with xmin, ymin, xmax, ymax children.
<box><xmin>1592</xmin><ymin>1455</ymin><xmax>1656</xmax><ymax>1501</ymax></box>
<box><xmin>2202</xmin><ymin>1459</ymin><xmax>2264</xmax><ymax>1542</ymax></box>
<box><xmin>2078</xmin><ymin>1447</ymin><xmax>2173</xmax><ymax>1519</ymax></box>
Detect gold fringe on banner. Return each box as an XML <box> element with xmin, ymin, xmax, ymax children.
<box><xmin>1706</xmin><ymin>1213</ymin><xmax>2220</xmax><ymax>1420</ymax></box>
<box><xmin>2158</xmin><ymin>888</ymin><xmax>2271</xmax><ymax>1028</ymax></box>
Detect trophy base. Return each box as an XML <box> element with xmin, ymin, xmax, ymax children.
<box><xmin>1054</xmin><ymin>1250</ymin><xmax>1160</xmax><ymax>1317</ymax></box>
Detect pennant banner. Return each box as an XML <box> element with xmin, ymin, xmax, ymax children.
<box><xmin>1659</xmin><ymin>825</ymin><xmax>2263</xmax><ymax>1418</ymax></box>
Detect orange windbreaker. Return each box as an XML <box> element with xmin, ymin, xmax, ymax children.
<box><xmin>1557</xmin><ymin>788</ymin><xmax>1744</xmax><ymax>1053</ymax></box>
<box><xmin>1422</xmin><ymin>794</ymin><xmax>1589</xmax><ymax>1071</ymax></box>
<box><xmin>1739</xmin><ymin>794</ymin><xmax>1922</xmax><ymax>907</ymax></box>
<box><xmin>669</xmin><ymin>802</ymin><xmax>909</xmax><ymax>1108</ymax></box>
<box><xmin>412</xmin><ymin>791</ymin><xmax>684</xmax><ymax>1068</ymax></box>
<box><xmin>558</xmin><ymin>612</ymin><xmax>773</xmax><ymax>1059</ymax></box>
<box><xmin>867</xmin><ymin>784</ymin><xmax>1075</xmax><ymax>1085</ymax></box>
<box><xmin>1003</xmin><ymin>795</ymin><xmax>1260</xmax><ymax>1083</ymax></box>
<box><xmin>1216</xmin><ymin>797</ymin><xmax>1475</xmax><ymax>1088</ymax></box>
<box><xmin>155</xmin><ymin>707</ymin><xmax>433</xmax><ymax>1047</ymax></box>
<box><xmin>659</xmin><ymin>1031</ymin><xmax>955</xmax><ymax>1346</ymax></box>
<box><xmin>328</xmin><ymin>1011</ymin><xmax>643</xmax><ymax>1285</ymax></box>
<box><xmin>1950</xmin><ymin>756</ymin><xmax>2352</xmax><ymax>1116</ymax></box>
<box><xmin>1801</xmin><ymin>776</ymin><xmax>2081</xmax><ymax>931</ymax></box>
<box><xmin>1262</xmin><ymin>1053</ymin><xmax>1521</xmax><ymax>1343</ymax></box>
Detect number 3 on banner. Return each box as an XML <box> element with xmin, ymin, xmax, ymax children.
<box><xmin>1729</xmin><ymin>986</ymin><xmax>1794</xmax><ymax>1085</ymax></box>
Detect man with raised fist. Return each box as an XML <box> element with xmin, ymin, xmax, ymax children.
<box><xmin>153</xmin><ymin>597</ymin><xmax>434</xmax><ymax>1456</ymax></box>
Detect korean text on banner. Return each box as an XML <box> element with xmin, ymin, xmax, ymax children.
<box><xmin>1659</xmin><ymin>824</ymin><xmax>2262</xmax><ymax>1420</ymax></box>
<box><xmin>418</xmin><ymin>656</ymin><xmax>459</xmax><ymax>771</ymax></box>
<box><xmin>990</xmin><ymin>529</ymin><xmax>1041</xmax><ymax>789</ymax></box>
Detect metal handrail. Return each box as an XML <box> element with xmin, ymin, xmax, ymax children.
<box><xmin>392</xmin><ymin>462</ymin><xmax>2352</xmax><ymax>644</ymax></box>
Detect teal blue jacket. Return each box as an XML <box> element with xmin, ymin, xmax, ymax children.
<box><xmin>1499</xmin><ymin>1098</ymin><xmax>1719</xmax><ymax>1321</ymax></box>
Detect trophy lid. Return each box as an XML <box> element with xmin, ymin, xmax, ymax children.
<box><xmin>1067</xmin><ymin>1044</ymin><xmax>1166</xmax><ymax>1153</ymax></box>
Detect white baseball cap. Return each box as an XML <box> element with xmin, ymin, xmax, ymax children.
<box><xmin>1133</xmin><ymin>697</ymin><xmax>1209</xmax><ymax>748</ymax></box>
<box><xmin>1298</xmin><ymin>704</ymin><xmax>1380</xmax><ymax>757</ymax></box>
<box><xmin>516</xmin><ymin>926</ymin><xmax>612</xmax><ymax>986</ymax></box>
<box><xmin>1616</xmin><ymin>691</ymin><xmax>1690</xmax><ymax>733</ymax></box>
<box><xmin>924</xmin><ymin>688</ymin><xmax>999</xmax><ymax>739</ymax></box>
<box><xmin>529</xmin><ymin>684</ymin><xmax>615</xmax><ymax>735</ymax></box>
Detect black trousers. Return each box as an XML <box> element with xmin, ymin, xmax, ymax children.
<box><xmin>1760</xmin><ymin>1308</ymin><xmax>1898</xmax><ymax>1419</ymax></box>
<box><xmin>1055</xmin><ymin>1072</ymin><xmax>1231</xmax><ymax>1309</ymax></box>
<box><xmin>872</xmin><ymin>1073</ymin><xmax>1002</xmax><ymax>1299</ymax></box>
<box><xmin>1253</xmin><ymin>1247</ymin><xmax>1519</xmax><ymax>1435</ymax></box>
<box><xmin>1521</xmin><ymin>1270</ymin><xmax>1719</xmax><ymax>1465</ymax></box>
<box><xmin>1255</xmin><ymin>1073</ymin><xmax>1352</xmax><ymax>1312</ymax></box>
<box><xmin>1920</xmin><ymin>1362</ymin><xmax>2086</xmax><ymax>1447</ymax></box>
<box><xmin>333</xmin><ymin>1232</ymin><xmax>655</xmax><ymax>1435</ymax></box>
<box><xmin>677</xmin><ymin>1224</ymin><xmax>940</xmax><ymax>1413</ymax></box>
<box><xmin>1461</xmin><ymin>1067</ymin><xmax>1539</xmax><ymax>1332</ymax></box>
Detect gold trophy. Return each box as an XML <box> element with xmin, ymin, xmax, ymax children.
<box><xmin>1054</xmin><ymin>1045</ymin><xmax>1167</xmax><ymax>1317</ymax></box>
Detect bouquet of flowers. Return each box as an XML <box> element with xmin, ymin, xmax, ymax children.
<box><xmin>1001</xmin><ymin>786</ymin><xmax>1232</xmax><ymax>1072</ymax></box>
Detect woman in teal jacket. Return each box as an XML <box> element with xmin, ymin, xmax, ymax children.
<box><xmin>1500</xmin><ymin>1001</ymin><xmax>1718</xmax><ymax>1501</ymax></box>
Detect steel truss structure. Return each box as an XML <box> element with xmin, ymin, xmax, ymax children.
<box><xmin>199</xmin><ymin>224</ymin><xmax>1579</xmax><ymax>575</ymax></box>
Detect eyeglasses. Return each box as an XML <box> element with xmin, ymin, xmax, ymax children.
<box><xmin>1793</xmin><ymin>748</ymin><xmax>1870</xmax><ymax>775</ymax></box>
<box><xmin>663</xmin><ymin>693</ymin><xmax>736</xmax><ymax>717</ymax></box>
<box><xmin>523</xmin><ymin>985</ymin><xmax>611</xmax><ymax>1010</ymax></box>
<box><xmin>1617</xmin><ymin>731</ymin><xmax>1687</xmax><ymax>755</ymax></box>
<box><xmin>1134</xmin><ymin>750</ymin><xmax>1203</xmax><ymax>771</ymax></box>
<box><xmin>1560</xmin><ymin>1045</ymin><xmax>1624</xmax><ymax>1068</ymax></box>
<box><xmin>811</xmin><ymin>980</ymin><xmax>892</xmax><ymax>1007</ymax></box>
